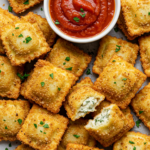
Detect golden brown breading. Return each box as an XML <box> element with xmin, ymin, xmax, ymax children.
<box><xmin>85</xmin><ymin>104</ymin><xmax>130</xmax><ymax>147</ymax></box>
<box><xmin>0</xmin><ymin>7</ymin><xmax>19</xmax><ymax>54</ymax></box>
<box><xmin>21</xmin><ymin>59</ymin><xmax>76</xmax><ymax>113</ymax></box>
<box><xmin>1</xmin><ymin>19</ymin><xmax>51</xmax><ymax>66</ymax></box>
<box><xmin>139</xmin><ymin>35</ymin><xmax>150</xmax><ymax>77</ymax></box>
<box><xmin>121</xmin><ymin>0</ymin><xmax>150</xmax><ymax>37</ymax></box>
<box><xmin>0</xmin><ymin>56</ymin><xmax>22</xmax><ymax>99</ymax></box>
<box><xmin>93</xmin><ymin>35</ymin><xmax>139</xmax><ymax>74</ymax></box>
<box><xmin>57</xmin><ymin>119</ymin><xmax>96</xmax><ymax>150</ymax></box>
<box><xmin>17</xmin><ymin>104</ymin><xmax>69</xmax><ymax>150</ymax></box>
<box><xmin>93</xmin><ymin>55</ymin><xmax>146</xmax><ymax>109</ymax></box>
<box><xmin>15</xmin><ymin>144</ymin><xmax>34</xmax><ymax>150</ymax></box>
<box><xmin>131</xmin><ymin>83</ymin><xmax>150</xmax><ymax>130</ymax></box>
<box><xmin>8</xmin><ymin>0</ymin><xmax>43</xmax><ymax>14</ymax></box>
<box><xmin>64</xmin><ymin>86</ymin><xmax>105</xmax><ymax>121</ymax></box>
<box><xmin>0</xmin><ymin>100</ymin><xmax>30</xmax><ymax>141</ymax></box>
<box><xmin>66</xmin><ymin>143</ymin><xmax>104</xmax><ymax>150</ymax></box>
<box><xmin>113</xmin><ymin>131</ymin><xmax>150</xmax><ymax>150</ymax></box>
<box><xmin>46</xmin><ymin>38</ymin><xmax>92</xmax><ymax>80</ymax></box>
<box><xmin>21</xmin><ymin>12</ymin><xmax>56</xmax><ymax>47</ymax></box>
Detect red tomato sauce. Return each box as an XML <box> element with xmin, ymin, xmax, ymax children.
<box><xmin>50</xmin><ymin>0</ymin><xmax>115</xmax><ymax>38</ymax></box>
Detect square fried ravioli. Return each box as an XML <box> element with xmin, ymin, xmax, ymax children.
<box><xmin>93</xmin><ymin>35</ymin><xmax>139</xmax><ymax>74</ymax></box>
<box><xmin>57</xmin><ymin>119</ymin><xmax>96</xmax><ymax>150</ymax></box>
<box><xmin>1</xmin><ymin>19</ymin><xmax>51</xmax><ymax>66</ymax></box>
<box><xmin>64</xmin><ymin>86</ymin><xmax>105</xmax><ymax>121</ymax></box>
<box><xmin>15</xmin><ymin>144</ymin><xmax>34</xmax><ymax>150</ymax></box>
<box><xmin>113</xmin><ymin>131</ymin><xmax>150</xmax><ymax>150</ymax></box>
<box><xmin>131</xmin><ymin>83</ymin><xmax>150</xmax><ymax>130</ymax></box>
<box><xmin>66</xmin><ymin>143</ymin><xmax>104</xmax><ymax>150</ymax></box>
<box><xmin>17</xmin><ymin>104</ymin><xmax>69</xmax><ymax>150</ymax></box>
<box><xmin>0</xmin><ymin>100</ymin><xmax>30</xmax><ymax>141</ymax></box>
<box><xmin>8</xmin><ymin>0</ymin><xmax>43</xmax><ymax>14</ymax></box>
<box><xmin>0</xmin><ymin>56</ymin><xmax>22</xmax><ymax>99</ymax></box>
<box><xmin>85</xmin><ymin>104</ymin><xmax>128</xmax><ymax>147</ymax></box>
<box><xmin>139</xmin><ymin>35</ymin><xmax>150</xmax><ymax>77</ymax></box>
<box><xmin>46</xmin><ymin>38</ymin><xmax>92</xmax><ymax>80</ymax></box>
<box><xmin>22</xmin><ymin>12</ymin><xmax>56</xmax><ymax>47</ymax></box>
<box><xmin>121</xmin><ymin>0</ymin><xmax>150</xmax><ymax>37</ymax></box>
<box><xmin>21</xmin><ymin>59</ymin><xmax>76</xmax><ymax>113</ymax></box>
<box><xmin>93</xmin><ymin>55</ymin><xmax>146</xmax><ymax>109</ymax></box>
<box><xmin>0</xmin><ymin>7</ymin><xmax>19</xmax><ymax>54</ymax></box>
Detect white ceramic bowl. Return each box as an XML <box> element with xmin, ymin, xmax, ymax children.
<box><xmin>44</xmin><ymin>0</ymin><xmax>120</xmax><ymax>43</ymax></box>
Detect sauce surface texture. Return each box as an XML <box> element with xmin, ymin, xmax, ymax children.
<box><xmin>50</xmin><ymin>0</ymin><xmax>115</xmax><ymax>38</ymax></box>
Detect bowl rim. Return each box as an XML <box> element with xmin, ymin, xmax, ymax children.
<box><xmin>44</xmin><ymin>0</ymin><xmax>121</xmax><ymax>43</ymax></box>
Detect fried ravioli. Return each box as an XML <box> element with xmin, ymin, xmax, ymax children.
<box><xmin>21</xmin><ymin>59</ymin><xmax>76</xmax><ymax>113</ymax></box>
<box><xmin>85</xmin><ymin>104</ymin><xmax>129</xmax><ymax>147</ymax></box>
<box><xmin>57</xmin><ymin>119</ymin><xmax>96</xmax><ymax>150</ymax></box>
<box><xmin>93</xmin><ymin>55</ymin><xmax>146</xmax><ymax>109</ymax></box>
<box><xmin>131</xmin><ymin>83</ymin><xmax>150</xmax><ymax>130</ymax></box>
<box><xmin>8</xmin><ymin>0</ymin><xmax>43</xmax><ymax>14</ymax></box>
<box><xmin>66</xmin><ymin>143</ymin><xmax>104</xmax><ymax>150</ymax></box>
<box><xmin>1</xmin><ymin>19</ymin><xmax>51</xmax><ymax>66</ymax></box>
<box><xmin>46</xmin><ymin>38</ymin><xmax>92</xmax><ymax>80</ymax></box>
<box><xmin>15</xmin><ymin>144</ymin><xmax>34</xmax><ymax>150</ymax></box>
<box><xmin>0</xmin><ymin>100</ymin><xmax>30</xmax><ymax>141</ymax></box>
<box><xmin>17</xmin><ymin>104</ymin><xmax>69</xmax><ymax>150</ymax></box>
<box><xmin>113</xmin><ymin>131</ymin><xmax>150</xmax><ymax>150</ymax></box>
<box><xmin>22</xmin><ymin>12</ymin><xmax>56</xmax><ymax>47</ymax></box>
<box><xmin>93</xmin><ymin>35</ymin><xmax>139</xmax><ymax>74</ymax></box>
<box><xmin>0</xmin><ymin>56</ymin><xmax>22</xmax><ymax>99</ymax></box>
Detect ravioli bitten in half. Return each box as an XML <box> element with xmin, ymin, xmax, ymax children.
<box><xmin>113</xmin><ymin>131</ymin><xmax>150</xmax><ymax>150</ymax></box>
<box><xmin>17</xmin><ymin>104</ymin><xmax>69</xmax><ymax>150</ymax></box>
<box><xmin>8</xmin><ymin>0</ymin><xmax>43</xmax><ymax>14</ymax></box>
<box><xmin>93</xmin><ymin>55</ymin><xmax>146</xmax><ymax>109</ymax></box>
<box><xmin>0</xmin><ymin>56</ymin><xmax>22</xmax><ymax>99</ymax></box>
<box><xmin>131</xmin><ymin>83</ymin><xmax>150</xmax><ymax>130</ymax></box>
<box><xmin>66</xmin><ymin>143</ymin><xmax>104</xmax><ymax>150</ymax></box>
<box><xmin>0</xmin><ymin>100</ymin><xmax>30</xmax><ymax>141</ymax></box>
<box><xmin>93</xmin><ymin>35</ymin><xmax>139</xmax><ymax>74</ymax></box>
<box><xmin>46</xmin><ymin>38</ymin><xmax>92</xmax><ymax>80</ymax></box>
<box><xmin>57</xmin><ymin>119</ymin><xmax>96</xmax><ymax>150</ymax></box>
<box><xmin>15</xmin><ymin>144</ymin><xmax>34</xmax><ymax>150</ymax></box>
<box><xmin>1</xmin><ymin>19</ymin><xmax>51</xmax><ymax>66</ymax></box>
<box><xmin>64</xmin><ymin>86</ymin><xmax>105</xmax><ymax>121</ymax></box>
<box><xmin>85</xmin><ymin>104</ymin><xmax>128</xmax><ymax>147</ymax></box>
<box><xmin>21</xmin><ymin>59</ymin><xmax>76</xmax><ymax>113</ymax></box>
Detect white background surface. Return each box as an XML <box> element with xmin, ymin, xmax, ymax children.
<box><xmin>0</xmin><ymin>0</ymin><xmax>150</xmax><ymax>149</ymax></box>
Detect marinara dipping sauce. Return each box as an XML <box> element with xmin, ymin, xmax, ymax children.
<box><xmin>50</xmin><ymin>0</ymin><xmax>115</xmax><ymax>38</ymax></box>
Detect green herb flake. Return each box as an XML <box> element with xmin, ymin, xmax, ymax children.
<box><xmin>1</xmin><ymin>63</ymin><xmax>4</xmax><ymax>65</ymax></box>
<box><xmin>40</xmin><ymin>121</ymin><xmax>44</xmax><ymax>125</ymax></box>
<box><xmin>86</xmin><ymin>68</ymin><xmax>91</xmax><ymax>75</ymax></box>
<box><xmin>139</xmin><ymin>110</ymin><xmax>144</xmax><ymax>114</ymax></box>
<box><xmin>55</xmin><ymin>20</ymin><xmax>60</xmax><ymax>25</ymax></box>
<box><xmin>0</xmin><ymin>70</ymin><xmax>1</xmax><ymax>73</ymax></box>
<box><xmin>129</xmin><ymin>141</ymin><xmax>135</xmax><ymax>144</ymax></box>
<box><xmin>49</xmin><ymin>73</ymin><xmax>54</xmax><ymax>79</ymax></box>
<box><xmin>44</xmin><ymin>132</ymin><xmax>46</xmax><ymax>134</ymax></box>
<box><xmin>144</xmin><ymin>142</ymin><xmax>147</xmax><ymax>145</ymax></box>
<box><xmin>5</xmin><ymin>126</ymin><xmax>8</xmax><ymax>129</ymax></box>
<box><xmin>58</xmin><ymin>87</ymin><xmax>61</xmax><ymax>91</ymax></box>
<box><xmin>12</xmin><ymin>33</ymin><xmax>14</xmax><ymax>36</ymax></box>
<box><xmin>114</xmin><ymin>27</ymin><xmax>119</xmax><ymax>32</ymax></box>
<box><xmin>73</xmin><ymin>134</ymin><xmax>80</xmax><ymax>138</ymax></box>
<box><xmin>63</xmin><ymin>62</ymin><xmax>66</xmax><ymax>65</ymax></box>
<box><xmin>34</xmin><ymin>124</ymin><xmax>37</xmax><ymax>128</ymax></box>
<box><xmin>3</xmin><ymin>119</ymin><xmax>6</xmax><ymax>121</ymax></box>
<box><xmin>73</xmin><ymin>17</ymin><xmax>80</xmax><ymax>22</ymax></box>
<box><xmin>102</xmin><ymin>54</ymin><xmax>103</xmax><ymax>58</ymax></box>
<box><xmin>80</xmin><ymin>13</ymin><xmax>86</xmax><ymax>18</ymax></box>
<box><xmin>115</xmin><ymin>45</ymin><xmax>121</xmax><ymax>52</ymax></box>
<box><xmin>18</xmin><ymin>34</ymin><xmax>23</xmax><ymax>37</ymax></box>
<box><xmin>65</xmin><ymin>57</ymin><xmax>70</xmax><ymax>61</ymax></box>
<box><xmin>9</xmin><ymin>143</ymin><xmax>11</xmax><ymax>147</ymax></box>
<box><xmin>136</xmin><ymin>120</ymin><xmax>141</xmax><ymax>128</ymax></box>
<box><xmin>112</xmin><ymin>60</ymin><xmax>116</xmax><ymax>62</ymax></box>
<box><xmin>148</xmin><ymin>12</ymin><xmax>150</xmax><ymax>16</ymax></box>
<box><xmin>8</xmin><ymin>5</ymin><xmax>12</xmax><ymax>12</ymax></box>
<box><xmin>133</xmin><ymin>146</ymin><xmax>136</xmax><ymax>150</ymax></box>
<box><xmin>15</xmin><ymin>27</ymin><xmax>19</xmax><ymax>29</ymax></box>
<box><xmin>135</xmin><ymin>14</ymin><xmax>136</xmax><ymax>17</ymax></box>
<box><xmin>5</xmin><ymin>148</ymin><xmax>8</xmax><ymax>150</ymax></box>
<box><xmin>18</xmin><ymin>119</ymin><xmax>22</xmax><ymax>125</ymax></box>
<box><xmin>114</xmin><ymin>82</ymin><xmax>116</xmax><ymax>84</ymax></box>
<box><xmin>25</xmin><ymin>36</ymin><xmax>32</xmax><ymax>43</ymax></box>
<box><xmin>14</xmin><ymin>120</ymin><xmax>16</xmax><ymax>122</ymax></box>
<box><xmin>41</xmin><ymin>8</ymin><xmax>43</xmax><ymax>11</ymax></box>
<box><xmin>41</xmin><ymin>82</ymin><xmax>45</xmax><ymax>87</ymax></box>
<box><xmin>80</xmin><ymin>8</ymin><xmax>84</xmax><ymax>12</ymax></box>
<box><xmin>40</xmin><ymin>130</ymin><xmax>42</xmax><ymax>133</ymax></box>
<box><xmin>23</xmin><ymin>41</ymin><xmax>25</xmax><ymax>43</ymax></box>
<box><xmin>66</xmin><ymin>67</ymin><xmax>72</xmax><ymax>71</ymax></box>
<box><xmin>23</xmin><ymin>0</ymin><xmax>29</xmax><ymax>5</ymax></box>
<box><xmin>122</xmin><ymin>78</ymin><xmax>127</xmax><ymax>81</ymax></box>
<box><xmin>43</xmin><ymin>124</ymin><xmax>49</xmax><ymax>128</ymax></box>
<box><xmin>17</xmin><ymin>73</ymin><xmax>30</xmax><ymax>81</ymax></box>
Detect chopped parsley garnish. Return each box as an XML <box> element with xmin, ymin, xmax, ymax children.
<box><xmin>114</xmin><ymin>27</ymin><xmax>119</xmax><ymax>32</ymax></box>
<box><xmin>34</xmin><ymin>124</ymin><xmax>37</xmax><ymax>128</ymax></box>
<box><xmin>112</xmin><ymin>60</ymin><xmax>116</xmax><ymax>62</ymax></box>
<box><xmin>63</xmin><ymin>62</ymin><xmax>66</xmax><ymax>65</ymax></box>
<box><xmin>0</xmin><ymin>70</ymin><xmax>1</xmax><ymax>73</ymax></box>
<box><xmin>3</xmin><ymin>119</ymin><xmax>6</xmax><ymax>121</ymax></box>
<box><xmin>40</xmin><ymin>130</ymin><xmax>42</xmax><ymax>133</ymax></box>
<box><xmin>80</xmin><ymin>8</ymin><xmax>84</xmax><ymax>12</ymax></box>
<box><xmin>5</xmin><ymin>148</ymin><xmax>8</xmax><ymax>150</ymax></box>
<box><xmin>43</xmin><ymin>124</ymin><xmax>49</xmax><ymax>128</ymax></box>
<box><xmin>73</xmin><ymin>17</ymin><xmax>80</xmax><ymax>22</ymax></box>
<box><xmin>136</xmin><ymin>120</ymin><xmax>141</xmax><ymax>128</ymax></box>
<box><xmin>17</xmin><ymin>73</ymin><xmax>30</xmax><ymax>81</ymax></box>
<box><xmin>144</xmin><ymin>142</ymin><xmax>147</xmax><ymax>145</ymax></box>
<box><xmin>65</xmin><ymin>57</ymin><xmax>70</xmax><ymax>61</ymax></box>
<box><xmin>5</xmin><ymin>126</ymin><xmax>8</xmax><ymax>129</ymax></box>
<box><xmin>129</xmin><ymin>141</ymin><xmax>135</xmax><ymax>144</ymax></box>
<box><xmin>9</xmin><ymin>143</ymin><xmax>11</xmax><ymax>147</ymax></box>
<box><xmin>12</xmin><ymin>33</ymin><xmax>14</xmax><ymax>36</ymax></box>
<box><xmin>18</xmin><ymin>119</ymin><xmax>22</xmax><ymax>125</ymax></box>
<box><xmin>44</xmin><ymin>132</ymin><xmax>46</xmax><ymax>134</ymax></box>
<box><xmin>73</xmin><ymin>134</ymin><xmax>80</xmax><ymax>138</ymax></box>
<box><xmin>80</xmin><ymin>13</ymin><xmax>86</xmax><ymax>18</ymax></box>
<box><xmin>58</xmin><ymin>87</ymin><xmax>61</xmax><ymax>91</ymax></box>
<box><xmin>25</xmin><ymin>36</ymin><xmax>32</xmax><ymax>43</ymax></box>
<box><xmin>122</xmin><ymin>78</ymin><xmax>127</xmax><ymax>81</ymax></box>
<box><xmin>41</xmin><ymin>82</ymin><xmax>45</xmax><ymax>87</ymax></box>
<box><xmin>86</xmin><ymin>69</ymin><xmax>91</xmax><ymax>75</ymax></box>
<box><xmin>1</xmin><ymin>63</ymin><xmax>4</xmax><ymax>65</ymax></box>
<box><xmin>15</xmin><ymin>27</ymin><xmax>19</xmax><ymax>29</ymax></box>
<box><xmin>8</xmin><ymin>5</ymin><xmax>12</xmax><ymax>12</ymax></box>
<box><xmin>66</xmin><ymin>67</ymin><xmax>72</xmax><ymax>70</ymax></box>
<box><xmin>55</xmin><ymin>20</ymin><xmax>60</xmax><ymax>25</ymax></box>
<box><xmin>41</xmin><ymin>8</ymin><xmax>43</xmax><ymax>11</ymax></box>
<box><xmin>133</xmin><ymin>146</ymin><xmax>136</xmax><ymax>150</ymax></box>
<box><xmin>18</xmin><ymin>34</ymin><xmax>23</xmax><ymax>37</ymax></box>
<box><xmin>102</xmin><ymin>54</ymin><xmax>103</xmax><ymax>58</ymax></box>
<box><xmin>23</xmin><ymin>0</ymin><xmax>29</xmax><ymax>5</ymax></box>
<box><xmin>115</xmin><ymin>45</ymin><xmax>121</xmax><ymax>52</ymax></box>
<box><xmin>40</xmin><ymin>121</ymin><xmax>44</xmax><ymax>125</ymax></box>
<box><xmin>139</xmin><ymin>110</ymin><xmax>144</xmax><ymax>114</ymax></box>
<box><xmin>114</xmin><ymin>82</ymin><xmax>116</xmax><ymax>84</ymax></box>
<box><xmin>49</xmin><ymin>73</ymin><xmax>54</xmax><ymax>79</ymax></box>
<box><xmin>148</xmin><ymin>12</ymin><xmax>150</xmax><ymax>15</ymax></box>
